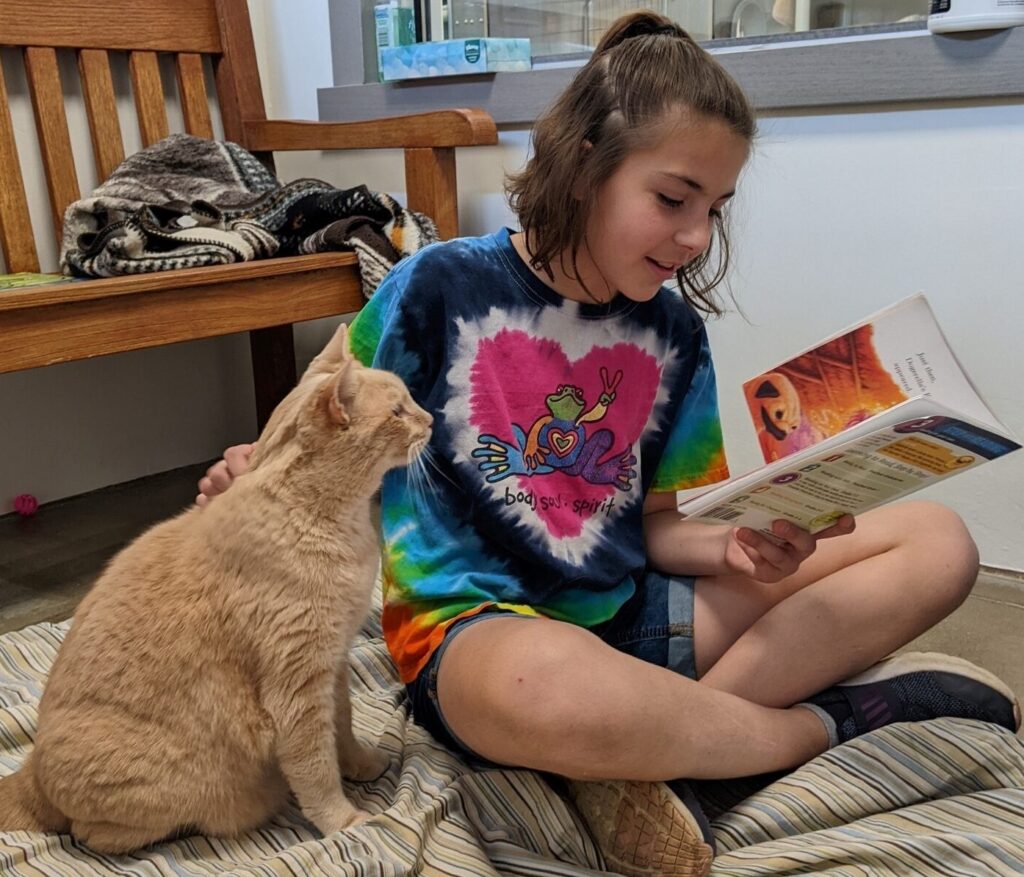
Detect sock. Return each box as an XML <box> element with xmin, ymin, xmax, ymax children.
<box><xmin>796</xmin><ymin>702</ymin><xmax>841</xmax><ymax>749</ymax></box>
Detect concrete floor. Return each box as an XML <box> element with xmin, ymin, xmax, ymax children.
<box><xmin>2</xmin><ymin>463</ymin><xmax>1024</xmax><ymax>701</ymax></box>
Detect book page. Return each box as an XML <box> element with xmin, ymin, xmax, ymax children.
<box><xmin>682</xmin><ymin>397</ymin><xmax>1020</xmax><ymax>540</ymax></box>
<box><xmin>743</xmin><ymin>294</ymin><xmax>1003</xmax><ymax>463</ymax></box>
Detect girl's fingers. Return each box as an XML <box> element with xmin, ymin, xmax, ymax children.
<box><xmin>224</xmin><ymin>443</ymin><xmax>255</xmax><ymax>478</ymax></box>
<box><xmin>206</xmin><ymin>462</ymin><xmax>233</xmax><ymax>493</ymax></box>
<box><xmin>733</xmin><ymin>528</ymin><xmax>794</xmax><ymax>581</ymax></box>
<box><xmin>814</xmin><ymin>514</ymin><xmax>857</xmax><ymax>540</ymax></box>
<box><xmin>771</xmin><ymin>520</ymin><xmax>816</xmax><ymax>558</ymax></box>
<box><xmin>736</xmin><ymin>527</ymin><xmax>791</xmax><ymax>569</ymax></box>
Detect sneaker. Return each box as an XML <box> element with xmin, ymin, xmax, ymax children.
<box><xmin>800</xmin><ymin>651</ymin><xmax>1021</xmax><ymax>748</ymax></box>
<box><xmin>567</xmin><ymin>778</ymin><xmax>715</xmax><ymax>877</ymax></box>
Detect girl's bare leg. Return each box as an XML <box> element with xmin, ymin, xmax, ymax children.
<box><xmin>695</xmin><ymin>501</ymin><xmax>978</xmax><ymax>707</ymax></box>
<box><xmin>436</xmin><ymin>615</ymin><xmax>828</xmax><ymax>781</ymax></box>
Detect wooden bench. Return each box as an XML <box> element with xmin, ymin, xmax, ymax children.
<box><xmin>0</xmin><ymin>0</ymin><xmax>497</xmax><ymax>425</ymax></box>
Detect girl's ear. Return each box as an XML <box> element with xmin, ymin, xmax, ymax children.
<box><xmin>326</xmin><ymin>359</ymin><xmax>358</xmax><ymax>428</ymax></box>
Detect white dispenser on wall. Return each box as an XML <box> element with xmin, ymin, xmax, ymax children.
<box><xmin>928</xmin><ymin>0</ymin><xmax>1024</xmax><ymax>33</ymax></box>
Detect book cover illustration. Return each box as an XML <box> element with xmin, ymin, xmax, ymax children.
<box><xmin>741</xmin><ymin>294</ymin><xmax>999</xmax><ymax>464</ymax></box>
<box><xmin>743</xmin><ymin>323</ymin><xmax>908</xmax><ymax>463</ymax></box>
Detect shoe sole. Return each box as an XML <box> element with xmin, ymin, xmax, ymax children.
<box><xmin>841</xmin><ymin>651</ymin><xmax>1021</xmax><ymax>731</ymax></box>
<box><xmin>569</xmin><ymin>780</ymin><xmax>714</xmax><ymax>877</ymax></box>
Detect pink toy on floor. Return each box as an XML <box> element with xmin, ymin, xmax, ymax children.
<box><xmin>13</xmin><ymin>494</ymin><xmax>38</xmax><ymax>516</ymax></box>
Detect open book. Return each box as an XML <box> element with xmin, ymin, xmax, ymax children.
<box><xmin>680</xmin><ymin>294</ymin><xmax>1020</xmax><ymax>538</ymax></box>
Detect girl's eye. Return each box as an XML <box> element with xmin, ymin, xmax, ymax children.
<box><xmin>657</xmin><ymin>193</ymin><xmax>685</xmax><ymax>209</ymax></box>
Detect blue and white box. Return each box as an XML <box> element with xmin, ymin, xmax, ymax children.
<box><xmin>379</xmin><ymin>38</ymin><xmax>531</xmax><ymax>82</ymax></box>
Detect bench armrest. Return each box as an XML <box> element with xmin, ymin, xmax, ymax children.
<box><xmin>241</xmin><ymin>109</ymin><xmax>497</xmax><ymax>152</ymax></box>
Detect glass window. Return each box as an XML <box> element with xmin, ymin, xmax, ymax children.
<box><xmin>367</xmin><ymin>1</ymin><xmax>929</xmax><ymax>62</ymax></box>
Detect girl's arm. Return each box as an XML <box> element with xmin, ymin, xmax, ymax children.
<box><xmin>642</xmin><ymin>490</ymin><xmax>855</xmax><ymax>583</ymax></box>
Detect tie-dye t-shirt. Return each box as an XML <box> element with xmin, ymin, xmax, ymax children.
<box><xmin>349</xmin><ymin>228</ymin><xmax>729</xmax><ymax>683</ymax></box>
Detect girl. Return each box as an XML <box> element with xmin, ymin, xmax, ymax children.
<box><xmin>199</xmin><ymin>12</ymin><xmax>1019</xmax><ymax>877</ymax></box>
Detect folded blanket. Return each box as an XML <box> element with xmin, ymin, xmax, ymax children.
<box><xmin>61</xmin><ymin>133</ymin><xmax>437</xmax><ymax>299</ymax></box>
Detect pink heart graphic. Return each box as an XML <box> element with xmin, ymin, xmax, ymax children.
<box><xmin>547</xmin><ymin>429</ymin><xmax>578</xmax><ymax>458</ymax></box>
<box><xmin>469</xmin><ymin>329</ymin><xmax>662</xmax><ymax>539</ymax></box>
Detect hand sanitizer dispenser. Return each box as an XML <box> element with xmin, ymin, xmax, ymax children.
<box><xmin>928</xmin><ymin>0</ymin><xmax>1024</xmax><ymax>33</ymax></box>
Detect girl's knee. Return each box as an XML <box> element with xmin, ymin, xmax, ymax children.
<box><xmin>895</xmin><ymin>501</ymin><xmax>979</xmax><ymax>606</ymax></box>
<box><xmin>439</xmin><ymin>619</ymin><xmax>636</xmax><ymax>763</ymax></box>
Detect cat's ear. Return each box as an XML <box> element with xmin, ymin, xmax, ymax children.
<box><xmin>325</xmin><ymin>360</ymin><xmax>358</xmax><ymax>428</ymax></box>
<box><xmin>320</xmin><ymin>322</ymin><xmax>353</xmax><ymax>365</ymax></box>
<box><xmin>303</xmin><ymin>322</ymin><xmax>353</xmax><ymax>383</ymax></box>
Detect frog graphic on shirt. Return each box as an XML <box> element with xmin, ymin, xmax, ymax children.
<box><xmin>473</xmin><ymin>367</ymin><xmax>637</xmax><ymax>491</ymax></box>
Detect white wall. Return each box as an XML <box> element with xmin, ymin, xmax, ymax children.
<box><xmin>2</xmin><ymin>1</ymin><xmax>1021</xmax><ymax>571</ymax></box>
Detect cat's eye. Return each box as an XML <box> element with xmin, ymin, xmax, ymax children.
<box><xmin>392</xmin><ymin>404</ymin><xmax>404</xmax><ymax>417</ymax></box>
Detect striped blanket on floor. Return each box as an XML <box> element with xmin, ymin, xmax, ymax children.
<box><xmin>1</xmin><ymin>609</ymin><xmax>1023</xmax><ymax>875</ymax></box>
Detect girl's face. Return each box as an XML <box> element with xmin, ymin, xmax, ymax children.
<box><xmin>576</xmin><ymin>113</ymin><xmax>749</xmax><ymax>303</ymax></box>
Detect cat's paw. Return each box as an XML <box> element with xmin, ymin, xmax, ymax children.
<box><xmin>307</xmin><ymin>801</ymin><xmax>365</xmax><ymax>836</ymax></box>
<box><xmin>341</xmin><ymin>741</ymin><xmax>390</xmax><ymax>782</ymax></box>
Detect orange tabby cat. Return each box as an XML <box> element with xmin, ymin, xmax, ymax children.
<box><xmin>0</xmin><ymin>323</ymin><xmax>432</xmax><ymax>853</ymax></box>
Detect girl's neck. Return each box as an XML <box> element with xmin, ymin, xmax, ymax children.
<box><xmin>509</xmin><ymin>231</ymin><xmax>615</xmax><ymax>305</ymax></box>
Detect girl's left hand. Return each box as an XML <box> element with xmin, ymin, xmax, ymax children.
<box><xmin>725</xmin><ymin>516</ymin><xmax>855</xmax><ymax>583</ymax></box>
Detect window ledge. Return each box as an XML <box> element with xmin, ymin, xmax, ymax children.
<box><xmin>318</xmin><ymin>26</ymin><xmax>1024</xmax><ymax>127</ymax></box>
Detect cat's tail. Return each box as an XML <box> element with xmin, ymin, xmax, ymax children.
<box><xmin>0</xmin><ymin>755</ymin><xmax>69</xmax><ymax>833</ymax></box>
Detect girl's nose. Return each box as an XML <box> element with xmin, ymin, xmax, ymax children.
<box><xmin>674</xmin><ymin>215</ymin><xmax>713</xmax><ymax>259</ymax></box>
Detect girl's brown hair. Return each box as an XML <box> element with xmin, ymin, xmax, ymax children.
<box><xmin>506</xmin><ymin>11</ymin><xmax>755</xmax><ymax>316</ymax></box>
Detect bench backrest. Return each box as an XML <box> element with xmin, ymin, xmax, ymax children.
<box><xmin>0</xmin><ymin>0</ymin><xmax>267</xmax><ymax>273</ymax></box>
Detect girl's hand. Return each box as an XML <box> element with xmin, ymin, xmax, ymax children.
<box><xmin>724</xmin><ymin>516</ymin><xmax>855</xmax><ymax>583</ymax></box>
<box><xmin>195</xmin><ymin>443</ymin><xmax>255</xmax><ymax>507</ymax></box>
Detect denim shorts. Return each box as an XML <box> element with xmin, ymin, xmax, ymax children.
<box><xmin>406</xmin><ymin>571</ymin><xmax>697</xmax><ymax>766</ymax></box>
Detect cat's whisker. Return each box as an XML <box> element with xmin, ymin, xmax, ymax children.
<box><xmin>412</xmin><ymin>455</ymin><xmax>440</xmax><ymax>504</ymax></box>
<box><xmin>414</xmin><ymin>457</ymin><xmax>440</xmax><ymax>499</ymax></box>
<box><xmin>420</xmin><ymin>445</ymin><xmax>459</xmax><ymax>490</ymax></box>
<box><xmin>404</xmin><ymin>453</ymin><xmax>431</xmax><ymax>511</ymax></box>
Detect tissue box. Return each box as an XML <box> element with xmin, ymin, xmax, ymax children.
<box><xmin>374</xmin><ymin>3</ymin><xmax>415</xmax><ymax>52</ymax></box>
<box><xmin>379</xmin><ymin>38</ymin><xmax>531</xmax><ymax>82</ymax></box>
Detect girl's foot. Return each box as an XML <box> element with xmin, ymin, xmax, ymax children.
<box><xmin>799</xmin><ymin>651</ymin><xmax>1021</xmax><ymax>748</ymax></box>
<box><xmin>568</xmin><ymin>778</ymin><xmax>715</xmax><ymax>877</ymax></box>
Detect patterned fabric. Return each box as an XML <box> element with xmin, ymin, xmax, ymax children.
<box><xmin>61</xmin><ymin>134</ymin><xmax>436</xmax><ymax>299</ymax></box>
<box><xmin>2</xmin><ymin>604</ymin><xmax>1024</xmax><ymax>875</ymax></box>
<box><xmin>348</xmin><ymin>229</ymin><xmax>730</xmax><ymax>683</ymax></box>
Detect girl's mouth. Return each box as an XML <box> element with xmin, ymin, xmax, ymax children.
<box><xmin>645</xmin><ymin>257</ymin><xmax>677</xmax><ymax>280</ymax></box>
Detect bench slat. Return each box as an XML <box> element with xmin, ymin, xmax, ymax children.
<box><xmin>213</xmin><ymin>0</ymin><xmax>268</xmax><ymax>143</ymax></box>
<box><xmin>0</xmin><ymin>54</ymin><xmax>40</xmax><ymax>273</ymax></box>
<box><xmin>0</xmin><ymin>262</ymin><xmax>365</xmax><ymax>374</ymax></box>
<box><xmin>78</xmin><ymin>49</ymin><xmax>126</xmax><ymax>182</ymax></box>
<box><xmin>0</xmin><ymin>0</ymin><xmax>221</xmax><ymax>54</ymax></box>
<box><xmin>176</xmin><ymin>54</ymin><xmax>214</xmax><ymax>139</ymax></box>
<box><xmin>406</xmin><ymin>147</ymin><xmax>458</xmax><ymax>241</ymax></box>
<box><xmin>129</xmin><ymin>51</ymin><xmax>170</xmax><ymax>147</ymax></box>
<box><xmin>24</xmin><ymin>47</ymin><xmax>80</xmax><ymax>251</ymax></box>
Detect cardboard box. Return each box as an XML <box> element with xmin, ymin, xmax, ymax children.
<box><xmin>379</xmin><ymin>38</ymin><xmax>531</xmax><ymax>82</ymax></box>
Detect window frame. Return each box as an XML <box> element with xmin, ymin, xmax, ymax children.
<box><xmin>321</xmin><ymin>5</ymin><xmax>1024</xmax><ymax>125</ymax></box>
